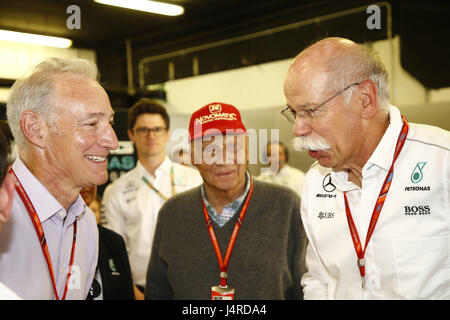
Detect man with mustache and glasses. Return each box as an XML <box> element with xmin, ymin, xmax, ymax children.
<box><xmin>145</xmin><ymin>102</ymin><xmax>307</xmax><ymax>300</ymax></box>
<box><xmin>283</xmin><ymin>37</ymin><xmax>449</xmax><ymax>299</ymax></box>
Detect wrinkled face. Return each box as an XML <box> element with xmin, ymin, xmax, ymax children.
<box><xmin>128</xmin><ymin>113</ymin><xmax>169</xmax><ymax>159</ymax></box>
<box><xmin>283</xmin><ymin>67</ymin><xmax>361</xmax><ymax>169</ymax></box>
<box><xmin>192</xmin><ymin>134</ymin><xmax>248</xmax><ymax>193</ymax></box>
<box><xmin>45</xmin><ymin>74</ymin><xmax>118</xmax><ymax>188</ymax></box>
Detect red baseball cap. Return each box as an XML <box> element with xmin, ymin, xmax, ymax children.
<box><xmin>189</xmin><ymin>102</ymin><xmax>247</xmax><ymax>140</ymax></box>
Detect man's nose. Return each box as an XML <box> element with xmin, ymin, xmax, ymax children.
<box><xmin>293</xmin><ymin>117</ymin><xmax>312</xmax><ymax>137</ymax></box>
<box><xmin>102</xmin><ymin>124</ymin><xmax>119</xmax><ymax>151</ymax></box>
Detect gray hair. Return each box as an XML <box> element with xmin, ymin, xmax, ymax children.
<box><xmin>325</xmin><ymin>43</ymin><xmax>390</xmax><ymax>111</ymax></box>
<box><xmin>7</xmin><ymin>57</ymin><xmax>99</xmax><ymax>148</ymax></box>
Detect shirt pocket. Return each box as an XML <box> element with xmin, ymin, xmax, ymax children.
<box><xmin>393</xmin><ymin>236</ymin><xmax>449</xmax><ymax>299</ymax></box>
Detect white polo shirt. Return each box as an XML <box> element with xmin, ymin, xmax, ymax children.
<box><xmin>101</xmin><ymin>157</ymin><xmax>202</xmax><ymax>287</ymax></box>
<box><xmin>256</xmin><ymin>164</ymin><xmax>305</xmax><ymax>198</ymax></box>
<box><xmin>301</xmin><ymin>105</ymin><xmax>450</xmax><ymax>299</ymax></box>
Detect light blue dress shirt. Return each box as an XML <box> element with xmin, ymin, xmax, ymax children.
<box><xmin>0</xmin><ymin>158</ymin><xmax>98</xmax><ymax>299</ymax></box>
<box><xmin>201</xmin><ymin>172</ymin><xmax>251</xmax><ymax>227</ymax></box>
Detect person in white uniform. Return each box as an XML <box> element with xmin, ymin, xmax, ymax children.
<box><xmin>101</xmin><ymin>99</ymin><xmax>202</xmax><ymax>299</ymax></box>
<box><xmin>256</xmin><ymin>141</ymin><xmax>305</xmax><ymax>197</ymax></box>
<box><xmin>282</xmin><ymin>37</ymin><xmax>450</xmax><ymax>299</ymax></box>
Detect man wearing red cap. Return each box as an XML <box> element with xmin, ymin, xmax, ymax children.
<box><xmin>145</xmin><ymin>102</ymin><xmax>307</xmax><ymax>300</ymax></box>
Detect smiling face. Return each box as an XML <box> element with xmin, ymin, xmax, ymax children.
<box><xmin>44</xmin><ymin>74</ymin><xmax>118</xmax><ymax>188</ymax></box>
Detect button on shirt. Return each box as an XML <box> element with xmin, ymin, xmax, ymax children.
<box><xmin>201</xmin><ymin>172</ymin><xmax>251</xmax><ymax>227</ymax></box>
<box><xmin>0</xmin><ymin>158</ymin><xmax>98</xmax><ymax>299</ymax></box>
<box><xmin>102</xmin><ymin>157</ymin><xmax>203</xmax><ymax>287</ymax></box>
<box><xmin>300</xmin><ymin>105</ymin><xmax>450</xmax><ymax>299</ymax></box>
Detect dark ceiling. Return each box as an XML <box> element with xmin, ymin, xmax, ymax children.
<box><xmin>0</xmin><ymin>0</ymin><xmax>449</xmax><ymax>92</ymax></box>
<box><xmin>0</xmin><ymin>0</ymin><xmax>383</xmax><ymax>50</ymax></box>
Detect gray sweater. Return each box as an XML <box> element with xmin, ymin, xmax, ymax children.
<box><xmin>145</xmin><ymin>179</ymin><xmax>307</xmax><ymax>300</ymax></box>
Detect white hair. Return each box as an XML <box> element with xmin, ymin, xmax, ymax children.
<box><xmin>326</xmin><ymin>43</ymin><xmax>390</xmax><ymax>111</ymax></box>
<box><xmin>7</xmin><ymin>57</ymin><xmax>99</xmax><ymax>148</ymax></box>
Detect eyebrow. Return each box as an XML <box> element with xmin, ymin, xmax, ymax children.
<box><xmin>79</xmin><ymin>111</ymin><xmax>115</xmax><ymax>120</ymax></box>
<box><xmin>287</xmin><ymin>103</ymin><xmax>316</xmax><ymax>111</ymax></box>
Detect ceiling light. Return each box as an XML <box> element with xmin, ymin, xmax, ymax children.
<box><xmin>0</xmin><ymin>30</ymin><xmax>72</xmax><ymax>48</ymax></box>
<box><xmin>94</xmin><ymin>0</ymin><xmax>184</xmax><ymax>16</ymax></box>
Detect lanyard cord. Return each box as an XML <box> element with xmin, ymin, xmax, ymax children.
<box><xmin>142</xmin><ymin>166</ymin><xmax>175</xmax><ymax>201</ymax></box>
<box><xmin>202</xmin><ymin>177</ymin><xmax>254</xmax><ymax>288</ymax></box>
<box><xmin>344</xmin><ymin>115</ymin><xmax>409</xmax><ymax>282</ymax></box>
<box><xmin>9</xmin><ymin>167</ymin><xmax>77</xmax><ymax>300</ymax></box>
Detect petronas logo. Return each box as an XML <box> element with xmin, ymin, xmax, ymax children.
<box><xmin>411</xmin><ymin>162</ymin><xmax>427</xmax><ymax>184</ymax></box>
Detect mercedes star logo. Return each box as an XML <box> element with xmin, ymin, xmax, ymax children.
<box><xmin>322</xmin><ymin>173</ymin><xmax>336</xmax><ymax>192</ymax></box>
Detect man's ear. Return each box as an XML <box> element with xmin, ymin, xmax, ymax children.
<box><xmin>358</xmin><ymin>80</ymin><xmax>379</xmax><ymax>120</ymax></box>
<box><xmin>127</xmin><ymin>129</ymin><xmax>135</xmax><ymax>143</ymax></box>
<box><xmin>19</xmin><ymin>111</ymin><xmax>47</xmax><ymax>148</ymax></box>
<box><xmin>0</xmin><ymin>174</ymin><xmax>15</xmax><ymax>224</ymax></box>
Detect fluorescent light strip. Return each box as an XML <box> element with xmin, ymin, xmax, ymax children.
<box><xmin>0</xmin><ymin>30</ymin><xmax>72</xmax><ymax>48</ymax></box>
<box><xmin>94</xmin><ymin>0</ymin><xmax>184</xmax><ymax>16</ymax></box>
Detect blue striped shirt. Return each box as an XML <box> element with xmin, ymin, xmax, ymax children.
<box><xmin>201</xmin><ymin>172</ymin><xmax>251</xmax><ymax>227</ymax></box>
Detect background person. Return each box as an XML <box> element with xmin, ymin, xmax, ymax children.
<box><xmin>0</xmin><ymin>57</ymin><xmax>118</xmax><ymax>299</ymax></box>
<box><xmin>145</xmin><ymin>102</ymin><xmax>307</xmax><ymax>300</ymax></box>
<box><xmin>81</xmin><ymin>186</ymin><xmax>135</xmax><ymax>300</ymax></box>
<box><xmin>283</xmin><ymin>37</ymin><xmax>450</xmax><ymax>299</ymax></box>
<box><xmin>256</xmin><ymin>141</ymin><xmax>305</xmax><ymax>197</ymax></box>
<box><xmin>102</xmin><ymin>98</ymin><xmax>202</xmax><ymax>299</ymax></box>
<box><xmin>0</xmin><ymin>130</ymin><xmax>19</xmax><ymax>299</ymax></box>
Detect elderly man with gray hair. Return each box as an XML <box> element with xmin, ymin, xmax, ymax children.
<box><xmin>283</xmin><ymin>37</ymin><xmax>449</xmax><ymax>299</ymax></box>
<box><xmin>0</xmin><ymin>57</ymin><xmax>118</xmax><ymax>299</ymax></box>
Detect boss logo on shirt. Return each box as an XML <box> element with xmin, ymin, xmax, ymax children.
<box><xmin>404</xmin><ymin>205</ymin><xmax>431</xmax><ymax>216</ymax></box>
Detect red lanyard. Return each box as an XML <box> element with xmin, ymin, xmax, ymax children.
<box><xmin>202</xmin><ymin>177</ymin><xmax>254</xmax><ymax>287</ymax></box>
<box><xmin>344</xmin><ymin>115</ymin><xmax>409</xmax><ymax>286</ymax></box>
<box><xmin>9</xmin><ymin>167</ymin><xmax>77</xmax><ymax>300</ymax></box>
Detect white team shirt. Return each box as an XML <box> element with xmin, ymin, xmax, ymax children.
<box><xmin>101</xmin><ymin>157</ymin><xmax>203</xmax><ymax>287</ymax></box>
<box><xmin>301</xmin><ymin>105</ymin><xmax>450</xmax><ymax>300</ymax></box>
<box><xmin>256</xmin><ymin>164</ymin><xmax>305</xmax><ymax>198</ymax></box>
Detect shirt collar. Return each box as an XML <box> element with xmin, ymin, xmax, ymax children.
<box><xmin>364</xmin><ymin>105</ymin><xmax>404</xmax><ymax>172</ymax></box>
<box><xmin>11</xmin><ymin>157</ymin><xmax>86</xmax><ymax>223</ymax></box>
<box><xmin>137</xmin><ymin>157</ymin><xmax>172</xmax><ymax>180</ymax></box>
<box><xmin>331</xmin><ymin>105</ymin><xmax>404</xmax><ymax>191</ymax></box>
<box><xmin>201</xmin><ymin>171</ymin><xmax>251</xmax><ymax>227</ymax></box>
<box><xmin>278</xmin><ymin>164</ymin><xmax>290</xmax><ymax>176</ymax></box>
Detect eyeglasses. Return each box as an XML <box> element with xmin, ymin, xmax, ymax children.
<box><xmin>281</xmin><ymin>82</ymin><xmax>361</xmax><ymax>124</ymax></box>
<box><xmin>133</xmin><ymin>126</ymin><xmax>167</xmax><ymax>137</ymax></box>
